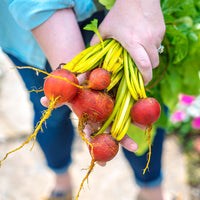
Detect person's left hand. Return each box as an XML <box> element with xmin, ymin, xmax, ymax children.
<box><xmin>40</xmin><ymin>95</ymin><xmax>138</xmax><ymax>164</ymax></box>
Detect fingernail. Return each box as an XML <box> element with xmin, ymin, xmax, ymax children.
<box><xmin>130</xmin><ymin>143</ymin><xmax>138</xmax><ymax>152</ymax></box>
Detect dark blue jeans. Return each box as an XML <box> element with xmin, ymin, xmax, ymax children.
<box><xmin>123</xmin><ymin>128</ymin><xmax>165</xmax><ymax>187</ymax></box>
<box><xmin>7</xmin><ymin>53</ymin><xmax>74</xmax><ymax>174</ymax></box>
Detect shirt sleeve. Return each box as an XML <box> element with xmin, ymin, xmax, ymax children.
<box><xmin>8</xmin><ymin>0</ymin><xmax>95</xmax><ymax>30</ymax></box>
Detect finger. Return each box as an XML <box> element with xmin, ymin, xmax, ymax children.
<box><xmin>104</xmin><ymin>124</ymin><xmax>112</xmax><ymax>133</ymax></box>
<box><xmin>143</xmin><ymin>45</ymin><xmax>160</xmax><ymax>69</ymax></box>
<box><xmin>83</xmin><ymin>124</ymin><xmax>96</xmax><ymax>138</ymax></box>
<box><xmin>40</xmin><ymin>96</ymin><xmax>50</xmax><ymax>107</ymax></box>
<box><xmin>40</xmin><ymin>96</ymin><xmax>68</xmax><ymax>108</ymax></box>
<box><xmin>97</xmin><ymin>161</ymin><xmax>107</xmax><ymax>167</ymax></box>
<box><xmin>126</xmin><ymin>42</ymin><xmax>152</xmax><ymax>85</ymax></box>
<box><xmin>120</xmin><ymin>135</ymin><xmax>138</xmax><ymax>152</ymax></box>
<box><xmin>77</xmin><ymin>71</ymin><xmax>90</xmax><ymax>85</ymax></box>
<box><xmin>142</xmin><ymin>31</ymin><xmax>164</xmax><ymax>69</ymax></box>
<box><xmin>131</xmin><ymin>121</ymin><xmax>147</xmax><ymax>130</ymax></box>
<box><xmin>84</xmin><ymin>123</ymin><xmax>102</xmax><ymax>138</ymax></box>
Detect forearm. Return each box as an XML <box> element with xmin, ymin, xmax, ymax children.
<box><xmin>31</xmin><ymin>8</ymin><xmax>85</xmax><ymax>70</ymax></box>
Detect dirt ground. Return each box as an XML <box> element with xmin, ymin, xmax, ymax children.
<box><xmin>0</xmin><ymin>49</ymin><xmax>191</xmax><ymax>200</ymax></box>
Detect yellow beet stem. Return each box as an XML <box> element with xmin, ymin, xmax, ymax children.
<box><xmin>134</xmin><ymin>67</ymin><xmax>143</xmax><ymax>99</ymax></box>
<box><xmin>63</xmin><ymin>46</ymin><xmax>96</xmax><ymax>71</ymax></box>
<box><xmin>112</xmin><ymin>59</ymin><xmax>123</xmax><ymax>74</ymax></box>
<box><xmin>111</xmin><ymin>87</ymin><xmax>132</xmax><ymax>138</ymax></box>
<box><xmin>111</xmin><ymin>90</ymin><xmax>129</xmax><ymax>138</ymax></box>
<box><xmin>102</xmin><ymin>42</ymin><xmax>120</xmax><ymax>70</ymax></box>
<box><xmin>106</xmin><ymin>45</ymin><xmax>123</xmax><ymax>72</ymax></box>
<box><xmin>116</xmin><ymin>116</ymin><xmax>131</xmax><ymax>141</ymax></box>
<box><xmin>111</xmin><ymin>90</ymin><xmax>134</xmax><ymax>139</ymax></box>
<box><xmin>15</xmin><ymin>66</ymin><xmax>83</xmax><ymax>89</ymax></box>
<box><xmin>73</xmin><ymin>39</ymin><xmax>117</xmax><ymax>73</ymax></box>
<box><xmin>138</xmin><ymin>72</ymin><xmax>147</xmax><ymax>98</ymax></box>
<box><xmin>0</xmin><ymin>96</ymin><xmax>59</xmax><ymax>166</ymax></box>
<box><xmin>76</xmin><ymin>40</ymin><xmax>109</xmax><ymax>64</ymax></box>
<box><xmin>107</xmin><ymin>70</ymin><xmax>123</xmax><ymax>91</ymax></box>
<box><xmin>94</xmin><ymin>76</ymin><xmax>126</xmax><ymax>136</ymax></box>
<box><xmin>128</xmin><ymin>56</ymin><xmax>143</xmax><ymax>98</ymax></box>
<box><xmin>124</xmin><ymin>50</ymin><xmax>139</xmax><ymax>100</ymax></box>
<box><xmin>98</xmin><ymin>32</ymin><xmax>104</xmax><ymax>49</ymax></box>
<box><xmin>63</xmin><ymin>40</ymin><xmax>109</xmax><ymax>71</ymax></box>
<box><xmin>115</xmin><ymin>74</ymin><xmax>126</xmax><ymax>100</ymax></box>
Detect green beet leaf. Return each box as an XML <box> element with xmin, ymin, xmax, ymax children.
<box><xmin>98</xmin><ymin>0</ymin><xmax>115</xmax><ymax>10</ymax></box>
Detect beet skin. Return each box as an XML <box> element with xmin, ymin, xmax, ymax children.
<box><xmin>130</xmin><ymin>97</ymin><xmax>161</xmax><ymax>125</ymax></box>
<box><xmin>89</xmin><ymin>134</ymin><xmax>119</xmax><ymax>162</ymax></box>
<box><xmin>44</xmin><ymin>69</ymin><xmax>79</xmax><ymax>103</ymax></box>
<box><xmin>71</xmin><ymin>89</ymin><xmax>114</xmax><ymax>123</ymax></box>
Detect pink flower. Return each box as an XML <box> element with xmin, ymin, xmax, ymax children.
<box><xmin>193</xmin><ymin>136</ymin><xmax>200</xmax><ymax>153</ymax></box>
<box><xmin>170</xmin><ymin>110</ymin><xmax>186</xmax><ymax>123</ymax></box>
<box><xmin>191</xmin><ymin>117</ymin><xmax>200</xmax><ymax>129</ymax></box>
<box><xmin>179</xmin><ymin>94</ymin><xmax>195</xmax><ymax>105</ymax></box>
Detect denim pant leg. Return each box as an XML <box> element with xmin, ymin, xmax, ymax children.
<box><xmin>122</xmin><ymin>128</ymin><xmax>166</xmax><ymax>188</ymax></box>
<box><xmin>6</xmin><ymin>52</ymin><xmax>75</xmax><ymax>174</ymax></box>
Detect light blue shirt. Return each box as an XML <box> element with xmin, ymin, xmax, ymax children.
<box><xmin>0</xmin><ymin>0</ymin><xmax>97</xmax><ymax>69</ymax></box>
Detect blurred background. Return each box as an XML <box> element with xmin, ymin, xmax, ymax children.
<box><xmin>0</xmin><ymin>47</ymin><xmax>199</xmax><ymax>200</ymax></box>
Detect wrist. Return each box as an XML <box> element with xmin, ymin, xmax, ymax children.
<box><xmin>31</xmin><ymin>8</ymin><xmax>85</xmax><ymax>70</ymax></box>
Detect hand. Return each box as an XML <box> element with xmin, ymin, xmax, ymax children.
<box><xmin>90</xmin><ymin>0</ymin><xmax>166</xmax><ymax>85</ymax></box>
<box><xmin>41</xmin><ymin>95</ymin><xmax>138</xmax><ymax>167</ymax></box>
<box><xmin>83</xmin><ymin>122</ymin><xmax>138</xmax><ymax>166</ymax></box>
<box><xmin>41</xmin><ymin>96</ymin><xmax>138</xmax><ymax>156</ymax></box>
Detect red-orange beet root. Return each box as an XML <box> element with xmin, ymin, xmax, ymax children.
<box><xmin>130</xmin><ymin>97</ymin><xmax>161</xmax><ymax>126</ymax></box>
<box><xmin>44</xmin><ymin>69</ymin><xmax>79</xmax><ymax>103</ymax></box>
<box><xmin>89</xmin><ymin>134</ymin><xmax>119</xmax><ymax>162</ymax></box>
<box><xmin>75</xmin><ymin>133</ymin><xmax>118</xmax><ymax>199</ymax></box>
<box><xmin>71</xmin><ymin>89</ymin><xmax>114</xmax><ymax>123</ymax></box>
<box><xmin>88</xmin><ymin>68</ymin><xmax>111</xmax><ymax>90</ymax></box>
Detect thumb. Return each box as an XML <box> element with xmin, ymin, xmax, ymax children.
<box><xmin>120</xmin><ymin>135</ymin><xmax>138</xmax><ymax>152</ymax></box>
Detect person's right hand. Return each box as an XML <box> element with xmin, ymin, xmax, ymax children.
<box><xmin>91</xmin><ymin>0</ymin><xmax>166</xmax><ymax>85</ymax></box>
